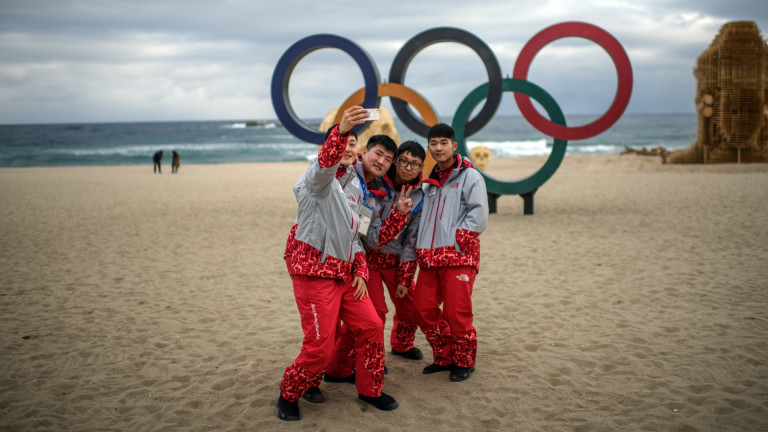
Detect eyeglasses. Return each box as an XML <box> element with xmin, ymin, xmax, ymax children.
<box><xmin>397</xmin><ymin>158</ymin><xmax>422</xmax><ymax>170</ymax></box>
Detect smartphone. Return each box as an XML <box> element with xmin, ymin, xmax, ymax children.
<box><xmin>365</xmin><ymin>108</ymin><xmax>379</xmax><ymax>121</ymax></box>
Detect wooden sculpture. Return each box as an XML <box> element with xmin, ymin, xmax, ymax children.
<box><xmin>668</xmin><ymin>21</ymin><xmax>768</xmax><ymax>163</ymax></box>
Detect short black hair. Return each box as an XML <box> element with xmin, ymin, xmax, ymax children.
<box><xmin>398</xmin><ymin>140</ymin><xmax>426</xmax><ymax>162</ymax></box>
<box><xmin>324</xmin><ymin>123</ymin><xmax>357</xmax><ymax>142</ymax></box>
<box><xmin>366</xmin><ymin>134</ymin><xmax>397</xmax><ymax>156</ymax></box>
<box><xmin>427</xmin><ymin>123</ymin><xmax>455</xmax><ymax>141</ymax></box>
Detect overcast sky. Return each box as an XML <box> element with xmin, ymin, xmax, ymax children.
<box><xmin>0</xmin><ymin>0</ymin><xmax>766</xmax><ymax>124</ymax></box>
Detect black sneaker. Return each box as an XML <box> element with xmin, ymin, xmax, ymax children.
<box><xmin>449</xmin><ymin>366</ymin><xmax>475</xmax><ymax>382</ymax></box>
<box><xmin>422</xmin><ymin>363</ymin><xmax>453</xmax><ymax>374</ymax></box>
<box><xmin>301</xmin><ymin>386</ymin><xmax>324</xmax><ymax>403</ymax></box>
<box><xmin>358</xmin><ymin>392</ymin><xmax>399</xmax><ymax>411</ymax></box>
<box><xmin>276</xmin><ymin>395</ymin><xmax>299</xmax><ymax>421</ymax></box>
<box><xmin>324</xmin><ymin>372</ymin><xmax>355</xmax><ymax>383</ymax></box>
<box><xmin>391</xmin><ymin>347</ymin><xmax>424</xmax><ymax>360</ymax></box>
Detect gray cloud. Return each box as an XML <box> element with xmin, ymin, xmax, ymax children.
<box><xmin>0</xmin><ymin>0</ymin><xmax>765</xmax><ymax>124</ymax></box>
<box><xmin>671</xmin><ymin>0</ymin><xmax>768</xmax><ymax>22</ymax></box>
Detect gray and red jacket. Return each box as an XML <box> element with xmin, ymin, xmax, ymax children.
<box><xmin>284</xmin><ymin>126</ymin><xmax>368</xmax><ymax>281</ymax></box>
<box><xmin>354</xmin><ymin>156</ymin><xmax>408</xmax><ymax>260</ymax></box>
<box><xmin>363</xmin><ymin>166</ymin><xmax>424</xmax><ymax>287</ymax></box>
<box><xmin>415</xmin><ymin>154</ymin><xmax>488</xmax><ymax>271</ymax></box>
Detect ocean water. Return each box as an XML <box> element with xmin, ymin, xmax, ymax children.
<box><xmin>0</xmin><ymin>114</ymin><xmax>696</xmax><ymax>168</ymax></box>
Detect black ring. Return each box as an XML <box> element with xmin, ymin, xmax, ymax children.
<box><xmin>388</xmin><ymin>27</ymin><xmax>502</xmax><ymax>137</ymax></box>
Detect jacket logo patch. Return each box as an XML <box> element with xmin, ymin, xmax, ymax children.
<box><xmin>456</xmin><ymin>273</ymin><xmax>469</xmax><ymax>282</ymax></box>
<box><xmin>450</xmin><ymin>183</ymin><xmax>459</xmax><ymax>188</ymax></box>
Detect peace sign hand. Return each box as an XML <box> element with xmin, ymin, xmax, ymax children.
<box><xmin>396</xmin><ymin>185</ymin><xmax>413</xmax><ymax>213</ymax></box>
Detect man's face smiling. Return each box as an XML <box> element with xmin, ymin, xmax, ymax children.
<box><xmin>340</xmin><ymin>136</ymin><xmax>358</xmax><ymax>167</ymax></box>
<box><xmin>395</xmin><ymin>151</ymin><xmax>423</xmax><ymax>185</ymax></box>
<box><xmin>428</xmin><ymin>136</ymin><xmax>457</xmax><ymax>168</ymax></box>
<box><xmin>361</xmin><ymin>144</ymin><xmax>394</xmax><ymax>180</ymax></box>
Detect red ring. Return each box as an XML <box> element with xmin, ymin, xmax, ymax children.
<box><xmin>512</xmin><ymin>22</ymin><xmax>633</xmax><ymax>141</ymax></box>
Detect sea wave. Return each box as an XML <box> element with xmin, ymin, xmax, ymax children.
<box><xmin>467</xmin><ymin>139</ymin><xmax>625</xmax><ymax>157</ymax></box>
<box><xmin>224</xmin><ymin>122</ymin><xmax>278</xmax><ymax>129</ymax></box>
<box><xmin>468</xmin><ymin>139</ymin><xmax>550</xmax><ymax>157</ymax></box>
<box><xmin>568</xmin><ymin>144</ymin><xmax>619</xmax><ymax>154</ymax></box>
<box><xmin>48</xmin><ymin>142</ymin><xmax>315</xmax><ymax>157</ymax></box>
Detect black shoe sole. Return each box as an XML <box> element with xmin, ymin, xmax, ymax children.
<box><xmin>422</xmin><ymin>363</ymin><xmax>453</xmax><ymax>374</ymax></box>
<box><xmin>276</xmin><ymin>400</ymin><xmax>299</xmax><ymax>421</ymax></box>
<box><xmin>324</xmin><ymin>373</ymin><xmax>355</xmax><ymax>383</ymax></box>
<box><xmin>301</xmin><ymin>388</ymin><xmax>325</xmax><ymax>404</ymax></box>
<box><xmin>390</xmin><ymin>348</ymin><xmax>424</xmax><ymax>360</ymax></box>
<box><xmin>449</xmin><ymin>366</ymin><xmax>475</xmax><ymax>382</ymax></box>
<box><xmin>358</xmin><ymin>394</ymin><xmax>399</xmax><ymax>411</ymax></box>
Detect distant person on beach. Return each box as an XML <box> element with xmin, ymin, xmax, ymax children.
<box><xmin>355</xmin><ymin>140</ymin><xmax>427</xmax><ymax>363</ymax></box>
<box><xmin>414</xmin><ymin>123</ymin><xmax>488</xmax><ymax>382</ymax></box>
<box><xmin>171</xmin><ymin>151</ymin><xmax>180</xmax><ymax>173</ymax></box>
<box><xmin>277</xmin><ymin>106</ymin><xmax>399</xmax><ymax>422</ymax></box>
<box><xmin>153</xmin><ymin>150</ymin><xmax>163</xmax><ymax>174</ymax></box>
<box><xmin>323</xmin><ymin>133</ymin><xmax>413</xmax><ymax>380</ymax></box>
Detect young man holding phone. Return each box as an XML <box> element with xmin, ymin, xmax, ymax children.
<box><xmin>277</xmin><ymin>106</ymin><xmax>399</xmax><ymax>421</ymax></box>
<box><xmin>414</xmin><ymin>123</ymin><xmax>489</xmax><ymax>382</ymax></box>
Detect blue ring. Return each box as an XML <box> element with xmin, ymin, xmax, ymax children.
<box><xmin>271</xmin><ymin>34</ymin><xmax>380</xmax><ymax>144</ymax></box>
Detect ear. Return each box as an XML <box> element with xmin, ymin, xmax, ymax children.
<box><xmin>451</xmin><ymin>141</ymin><xmax>458</xmax><ymax>152</ymax></box>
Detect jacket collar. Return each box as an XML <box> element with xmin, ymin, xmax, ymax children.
<box><xmin>424</xmin><ymin>154</ymin><xmax>474</xmax><ymax>187</ymax></box>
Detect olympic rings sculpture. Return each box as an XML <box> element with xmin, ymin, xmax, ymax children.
<box><xmin>271</xmin><ymin>22</ymin><xmax>633</xmax><ymax>202</ymax></box>
<box><xmin>453</xmin><ymin>78</ymin><xmax>567</xmax><ymax>196</ymax></box>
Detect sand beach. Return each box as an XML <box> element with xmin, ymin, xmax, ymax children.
<box><xmin>1</xmin><ymin>155</ymin><xmax>767</xmax><ymax>431</ymax></box>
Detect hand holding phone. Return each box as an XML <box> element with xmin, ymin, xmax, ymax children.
<box><xmin>339</xmin><ymin>106</ymin><xmax>368</xmax><ymax>134</ymax></box>
<box><xmin>365</xmin><ymin>108</ymin><xmax>379</xmax><ymax>121</ymax></box>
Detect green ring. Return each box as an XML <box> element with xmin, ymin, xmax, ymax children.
<box><xmin>452</xmin><ymin>78</ymin><xmax>567</xmax><ymax>196</ymax></box>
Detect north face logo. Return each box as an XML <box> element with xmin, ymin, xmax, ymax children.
<box><xmin>456</xmin><ymin>273</ymin><xmax>469</xmax><ymax>282</ymax></box>
<box><xmin>450</xmin><ymin>183</ymin><xmax>459</xmax><ymax>188</ymax></box>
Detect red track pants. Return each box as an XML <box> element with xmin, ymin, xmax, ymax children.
<box><xmin>367</xmin><ymin>267</ymin><xmax>419</xmax><ymax>353</ymax></box>
<box><xmin>413</xmin><ymin>266</ymin><xmax>478</xmax><ymax>368</ymax></box>
<box><xmin>280</xmin><ymin>274</ymin><xmax>385</xmax><ymax>401</ymax></box>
